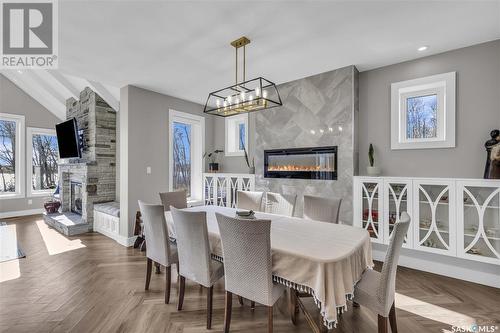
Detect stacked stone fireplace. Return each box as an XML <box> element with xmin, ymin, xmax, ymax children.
<box><xmin>44</xmin><ymin>87</ymin><xmax>117</xmax><ymax>236</ymax></box>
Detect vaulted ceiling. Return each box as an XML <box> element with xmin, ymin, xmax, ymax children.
<box><xmin>0</xmin><ymin>69</ymin><xmax>120</xmax><ymax>120</ymax></box>
<box><xmin>2</xmin><ymin>1</ymin><xmax>500</xmax><ymax>120</ymax></box>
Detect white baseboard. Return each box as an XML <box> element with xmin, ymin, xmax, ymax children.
<box><xmin>372</xmin><ymin>243</ymin><xmax>500</xmax><ymax>289</ymax></box>
<box><xmin>0</xmin><ymin>208</ymin><xmax>44</xmax><ymax>219</ymax></box>
<box><xmin>94</xmin><ymin>226</ymin><xmax>136</xmax><ymax>247</ymax></box>
<box><xmin>115</xmin><ymin>234</ymin><xmax>137</xmax><ymax>247</ymax></box>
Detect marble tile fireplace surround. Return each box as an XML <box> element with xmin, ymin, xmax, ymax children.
<box><xmin>254</xmin><ymin>65</ymin><xmax>359</xmax><ymax>223</ymax></box>
<box><xmin>43</xmin><ymin>88</ymin><xmax>117</xmax><ymax>236</ymax></box>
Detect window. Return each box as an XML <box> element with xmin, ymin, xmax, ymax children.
<box><xmin>0</xmin><ymin>113</ymin><xmax>24</xmax><ymax>198</ymax></box>
<box><xmin>225</xmin><ymin>113</ymin><xmax>248</xmax><ymax>156</ymax></box>
<box><xmin>169</xmin><ymin>110</ymin><xmax>204</xmax><ymax>201</ymax></box>
<box><xmin>391</xmin><ymin>72</ymin><xmax>455</xmax><ymax>150</ymax></box>
<box><xmin>27</xmin><ymin>128</ymin><xmax>59</xmax><ymax>196</ymax></box>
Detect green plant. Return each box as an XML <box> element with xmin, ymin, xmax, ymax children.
<box><xmin>368</xmin><ymin>143</ymin><xmax>374</xmax><ymax>167</ymax></box>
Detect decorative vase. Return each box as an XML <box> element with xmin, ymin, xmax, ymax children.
<box><xmin>209</xmin><ymin>163</ymin><xmax>219</xmax><ymax>173</ymax></box>
<box><xmin>249</xmin><ymin>167</ymin><xmax>255</xmax><ymax>174</ymax></box>
<box><xmin>44</xmin><ymin>201</ymin><xmax>61</xmax><ymax>214</ymax></box>
<box><xmin>366</xmin><ymin>166</ymin><xmax>381</xmax><ymax>176</ymax></box>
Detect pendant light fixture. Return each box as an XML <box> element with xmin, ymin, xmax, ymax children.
<box><xmin>203</xmin><ymin>36</ymin><xmax>282</xmax><ymax>117</ymax></box>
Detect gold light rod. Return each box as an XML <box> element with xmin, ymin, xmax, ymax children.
<box><xmin>231</xmin><ymin>36</ymin><xmax>251</xmax><ymax>85</ymax></box>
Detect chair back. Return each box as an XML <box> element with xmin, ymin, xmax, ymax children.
<box><xmin>170</xmin><ymin>207</ymin><xmax>213</xmax><ymax>287</ymax></box>
<box><xmin>236</xmin><ymin>190</ymin><xmax>264</xmax><ymax>211</ymax></box>
<box><xmin>215</xmin><ymin>213</ymin><xmax>274</xmax><ymax>305</ymax></box>
<box><xmin>377</xmin><ymin>212</ymin><xmax>410</xmax><ymax>313</ymax></box>
<box><xmin>303</xmin><ymin>195</ymin><xmax>342</xmax><ymax>223</ymax></box>
<box><xmin>265</xmin><ymin>192</ymin><xmax>297</xmax><ymax>216</ymax></box>
<box><xmin>159</xmin><ymin>190</ymin><xmax>187</xmax><ymax>211</ymax></box>
<box><xmin>138</xmin><ymin>201</ymin><xmax>173</xmax><ymax>266</ymax></box>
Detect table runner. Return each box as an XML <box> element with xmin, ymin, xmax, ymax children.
<box><xmin>165</xmin><ymin>205</ymin><xmax>373</xmax><ymax>328</ymax></box>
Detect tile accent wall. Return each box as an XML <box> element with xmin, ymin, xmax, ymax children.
<box><xmin>254</xmin><ymin>65</ymin><xmax>358</xmax><ymax>223</ymax></box>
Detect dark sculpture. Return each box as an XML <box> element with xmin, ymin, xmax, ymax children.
<box><xmin>484</xmin><ymin>129</ymin><xmax>500</xmax><ymax>179</ymax></box>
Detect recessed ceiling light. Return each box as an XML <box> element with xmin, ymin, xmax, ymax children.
<box><xmin>418</xmin><ymin>46</ymin><xmax>428</xmax><ymax>52</ymax></box>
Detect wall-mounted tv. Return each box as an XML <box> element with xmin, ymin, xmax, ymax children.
<box><xmin>56</xmin><ymin>118</ymin><xmax>82</xmax><ymax>158</ymax></box>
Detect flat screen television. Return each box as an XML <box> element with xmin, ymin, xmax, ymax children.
<box><xmin>55</xmin><ymin>118</ymin><xmax>82</xmax><ymax>158</ymax></box>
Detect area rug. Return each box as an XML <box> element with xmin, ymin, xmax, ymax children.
<box><xmin>0</xmin><ymin>222</ymin><xmax>26</xmax><ymax>262</ymax></box>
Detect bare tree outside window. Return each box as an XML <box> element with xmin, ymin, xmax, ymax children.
<box><xmin>173</xmin><ymin>122</ymin><xmax>191</xmax><ymax>196</ymax></box>
<box><xmin>31</xmin><ymin>134</ymin><xmax>59</xmax><ymax>191</ymax></box>
<box><xmin>0</xmin><ymin>119</ymin><xmax>16</xmax><ymax>193</ymax></box>
<box><xmin>406</xmin><ymin>94</ymin><xmax>438</xmax><ymax>139</ymax></box>
<box><xmin>238</xmin><ymin>123</ymin><xmax>245</xmax><ymax>150</ymax></box>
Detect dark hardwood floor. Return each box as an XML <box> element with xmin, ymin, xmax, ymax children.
<box><xmin>1</xmin><ymin>215</ymin><xmax>499</xmax><ymax>333</ymax></box>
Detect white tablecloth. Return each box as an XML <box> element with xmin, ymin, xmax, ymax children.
<box><xmin>165</xmin><ymin>205</ymin><xmax>373</xmax><ymax>328</ymax></box>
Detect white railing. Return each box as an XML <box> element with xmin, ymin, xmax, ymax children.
<box><xmin>203</xmin><ymin>173</ymin><xmax>255</xmax><ymax>208</ymax></box>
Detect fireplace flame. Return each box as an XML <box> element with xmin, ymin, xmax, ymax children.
<box><xmin>267</xmin><ymin>165</ymin><xmax>335</xmax><ymax>172</ymax></box>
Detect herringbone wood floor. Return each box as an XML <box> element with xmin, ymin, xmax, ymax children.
<box><xmin>1</xmin><ymin>215</ymin><xmax>499</xmax><ymax>333</ymax></box>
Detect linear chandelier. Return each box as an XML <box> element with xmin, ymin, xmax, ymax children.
<box><xmin>204</xmin><ymin>36</ymin><xmax>282</xmax><ymax>117</ymax></box>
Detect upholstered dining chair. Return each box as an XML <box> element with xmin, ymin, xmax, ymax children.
<box><xmin>265</xmin><ymin>192</ymin><xmax>297</xmax><ymax>217</ymax></box>
<box><xmin>215</xmin><ymin>213</ymin><xmax>285</xmax><ymax>333</ymax></box>
<box><xmin>353</xmin><ymin>212</ymin><xmax>411</xmax><ymax>333</ymax></box>
<box><xmin>170</xmin><ymin>207</ymin><xmax>224</xmax><ymax>329</ymax></box>
<box><xmin>303</xmin><ymin>195</ymin><xmax>342</xmax><ymax>223</ymax></box>
<box><xmin>236</xmin><ymin>190</ymin><xmax>264</xmax><ymax>211</ymax></box>
<box><xmin>159</xmin><ymin>190</ymin><xmax>187</xmax><ymax>211</ymax></box>
<box><xmin>138</xmin><ymin>201</ymin><xmax>179</xmax><ymax>304</ymax></box>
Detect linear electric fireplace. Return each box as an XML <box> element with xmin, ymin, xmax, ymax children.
<box><xmin>264</xmin><ymin>146</ymin><xmax>337</xmax><ymax>180</ymax></box>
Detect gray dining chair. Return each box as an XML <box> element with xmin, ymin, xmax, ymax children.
<box><xmin>236</xmin><ymin>190</ymin><xmax>264</xmax><ymax>211</ymax></box>
<box><xmin>265</xmin><ymin>192</ymin><xmax>297</xmax><ymax>216</ymax></box>
<box><xmin>303</xmin><ymin>195</ymin><xmax>342</xmax><ymax>223</ymax></box>
<box><xmin>353</xmin><ymin>212</ymin><xmax>411</xmax><ymax>333</ymax></box>
<box><xmin>170</xmin><ymin>207</ymin><xmax>224</xmax><ymax>329</ymax></box>
<box><xmin>215</xmin><ymin>213</ymin><xmax>285</xmax><ymax>333</ymax></box>
<box><xmin>138</xmin><ymin>200</ymin><xmax>179</xmax><ymax>304</ymax></box>
<box><xmin>159</xmin><ymin>190</ymin><xmax>187</xmax><ymax>211</ymax></box>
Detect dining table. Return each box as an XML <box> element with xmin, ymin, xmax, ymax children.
<box><xmin>164</xmin><ymin>205</ymin><xmax>374</xmax><ymax>332</ymax></box>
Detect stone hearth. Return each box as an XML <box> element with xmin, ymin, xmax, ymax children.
<box><xmin>44</xmin><ymin>87</ymin><xmax>117</xmax><ymax>236</ymax></box>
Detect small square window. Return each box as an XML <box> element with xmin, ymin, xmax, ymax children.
<box><xmin>391</xmin><ymin>72</ymin><xmax>456</xmax><ymax>150</ymax></box>
<box><xmin>406</xmin><ymin>94</ymin><xmax>438</xmax><ymax>140</ymax></box>
<box><xmin>225</xmin><ymin>114</ymin><xmax>248</xmax><ymax>156</ymax></box>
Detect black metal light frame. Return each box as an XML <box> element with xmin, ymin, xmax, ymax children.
<box><xmin>203</xmin><ymin>77</ymin><xmax>282</xmax><ymax>117</ymax></box>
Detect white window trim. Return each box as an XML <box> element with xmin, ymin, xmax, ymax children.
<box><xmin>391</xmin><ymin>72</ymin><xmax>456</xmax><ymax>150</ymax></box>
<box><xmin>225</xmin><ymin>113</ymin><xmax>248</xmax><ymax>157</ymax></box>
<box><xmin>26</xmin><ymin>127</ymin><xmax>58</xmax><ymax>197</ymax></box>
<box><xmin>168</xmin><ymin>109</ymin><xmax>205</xmax><ymax>202</ymax></box>
<box><xmin>0</xmin><ymin>113</ymin><xmax>25</xmax><ymax>199</ymax></box>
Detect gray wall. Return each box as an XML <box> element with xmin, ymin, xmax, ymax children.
<box><xmin>213</xmin><ymin>115</ymin><xmax>256</xmax><ymax>173</ymax></box>
<box><xmin>359</xmin><ymin>40</ymin><xmax>500</xmax><ymax>178</ymax></box>
<box><xmin>254</xmin><ymin>66</ymin><xmax>359</xmax><ymax>223</ymax></box>
<box><xmin>0</xmin><ymin>74</ymin><xmax>62</xmax><ymax>214</ymax></box>
<box><xmin>119</xmin><ymin>85</ymin><xmax>214</xmax><ymax>237</ymax></box>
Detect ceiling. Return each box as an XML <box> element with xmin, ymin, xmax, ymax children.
<box><xmin>1</xmin><ymin>69</ymin><xmax>120</xmax><ymax>119</ymax></box>
<box><xmin>6</xmin><ymin>1</ymin><xmax>500</xmax><ymax>115</ymax></box>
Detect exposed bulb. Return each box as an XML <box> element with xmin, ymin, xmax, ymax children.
<box><xmin>240</xmin><ymin>91</ymin><xmax>245</xmax><ymax>101</ymax></box>
<box><xmin>227</xmin><ymin>95</ymin><xmax>232</xmax><ymax>104</ymax></box>
<box><xmin>255</xmin><ymin>87</ymin><xmax>261</xmax><ymax>97</ymax></box>
<box><xmin>262</xmin><ymin>90</ymin><xmax>268</xmax><ymax>99</ymax></box>
<box><xmin>216</xmin><ymin>100</ymin><xmax>220</xmax><ymax>107</ymax></box>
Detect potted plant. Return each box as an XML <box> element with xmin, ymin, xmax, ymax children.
<box><xmin>242</xmin><ymin>144</ymin><xmax>255</xmax><ymax>174</ymax></box>
<box><xmin>367</xmin><ymin>143</ymin><xmax>381</xmax><ymax>176</ymax></box>
<box><xmin>204</xmin><ymin>149</ymin><xmax>223</xmax><ymax>172</ymax></box>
